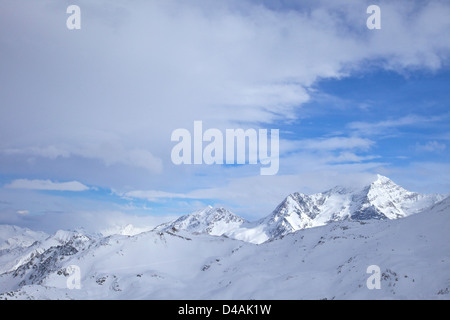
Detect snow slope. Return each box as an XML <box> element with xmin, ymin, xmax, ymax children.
<box><xmin>0</xmin><ymin>196</ymin><xmax>449</xmax><ymax>300</ymax></box>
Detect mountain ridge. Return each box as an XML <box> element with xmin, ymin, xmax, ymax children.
<box><xmin>153</xmin><ymin>205</ymin><xmax>248</xmax><ymax>236</ymax></box>
<box><xmin>155</xmin><ymin>175</ymin><xmax>445</xmax><ymax>244</ymax></box>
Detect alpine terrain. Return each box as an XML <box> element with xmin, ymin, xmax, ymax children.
<box><xmin>0</xmin><ymin>175</ymin><xmax>448</xmax><ymax>300</ymax></box>
<box><xmin>157</xmin><ymin>175</ymin><xmax>444</xmax><ymax>244</ymax></box>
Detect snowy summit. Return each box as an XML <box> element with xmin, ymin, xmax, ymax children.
<box><xmin>154</xmin><ymin>175</ymin><xmax>445</xmax><ymax>244</ymax></box>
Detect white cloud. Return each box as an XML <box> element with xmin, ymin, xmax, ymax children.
<box><xmin>2</xmin><ymin>144</ymin><xmax>163</xmax><ymax>174</ymax></box>
<box><xmin>348</xmin><ymin>114</ymin><xmax>445</xmax><ymax>135</ymax></box>
<box><xmin>121</xmin><ymin>190</ymin><xmax>189</xmax><ymax>202</ymax></box>
<box><xmin>2</xmin><ymin>0</ymin><xmax>449</xmax><ymax>156</ymax></box>
<box><xmin>3</xmin><ymin>146</ymin><xmax>70</xmax><ymax>159</ymax></box>
<box><xmin>416</xmin><ymin>141</ymin><xmax>446</xmax><ymax>152</ymax></box>
<box><xmin>5</xmin><ymin>179</ymin><xmax>90</xmax><ymax>192</ymax></box>
<box><xmin>328</xmin><ymin>152</ymin><xmax>380</xmax><ymax>163</ymax></box>
<box><xmin>295</xmin><ymin>137</ymin><xmax>375</xmax><ymax>151</ymax></box>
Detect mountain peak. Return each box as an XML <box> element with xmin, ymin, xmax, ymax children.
<box><xmin>359</xmin><ymin>174</ymin><xmax>430</xmax><ymax>220</ymax></box>
<box><xmin>154</xmin><ymin>206</ymin><xmax>247</xmax><ymax>236</ymax></box>
<box><xmin>196</xmin><ymin>205</ymin><xmax>221</xmax><ymax>216</ymax></box>
<box><xmin>284</xmin><ymin>192</ymin><xmax>307</xmax><ymax>202</ymax></box>
<box><xmin>368</xmin><ymin>174</ymin><xmax>403</xmax><ymax>192</ymax></box>
<box><xmin>374</xmin><ymin>174</ymin><xmax>395</xmax><ymax>184</ymax></box>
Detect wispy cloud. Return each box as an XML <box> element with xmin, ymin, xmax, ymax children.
<box><xmin>5</xmin><ymin>179</ymin><xmax>90</xmax><ymax>192</ymax></box>
<box><xmin>327</xmin><ymin>152</ymin><xmax>380</xmax><ymax>163</ymax></box>
<box><xmin>348</xmin><ymin>114</ymin><xmax>446</xmax><ymax>135</ymax></box>
<box><xmin>416</xmin><ymin>141</ymin><xmax>447</xmax><ymax>152</ymax></box>
<box><xmin>3</xmin><ymin>146</ymin><xmax>70</xmax><ymax>159</ymax></box>
<box><xmin>120</xmin><ymin>190</ymin><xmax>189</xmax><ymax>202</ymax></box>
<box><xmin>296</xmin><ymin>137</ymin><xmax>375</xmax><ymax>151</ymax></box>
<box><xmin>2</xmin><ymin>145</ymin><xmax>163</xmax><ymax>174</ymax></box>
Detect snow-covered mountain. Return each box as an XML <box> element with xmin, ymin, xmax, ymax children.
<box><xmin>154</xmin><ymin>206</ymin><xmax>247</xmax><ymax>236</ymax></box>
<box><xmin>238</xmin><ymin>174</ymin><xmax>444</xmax><ymax>243</ymax></box>
<box><xmin>0</xmin><ymin>226</ymin><xmax>49</xmax><ymax>275</ymax></box>
<box><xmin>0</xmin><ymin>195</ymin><xmax>449</xmax><ymax>299</ymax></box>
<box><xmin>157</xmin><ymin>175</ymin><xmax>444</xmax><ymax>244</ymax></box>
<box><xmin>0</xmin><ymin>225</ymin><xmax>48</xmax><ymax>251</ymax></box>
<box><xmin>0</xmin><ymin>229</ymin><xmax>93</xmax><ymax>275</ymax></box>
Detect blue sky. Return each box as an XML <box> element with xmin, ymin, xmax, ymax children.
<box><xmin>0</xmin><ymin>0</ymin><xmax>449</xmax><ymax>232</ymax></box>
<box><xmin>291</xmin><ymin>69</ymin><xmax>450</xmax><ymax>162</ymax></box>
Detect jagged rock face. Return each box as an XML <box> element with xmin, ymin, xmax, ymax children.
<box><xmin>261</xmin><ymin>193</ymin><xmax>318</xmax><ymax>239</ymax></box>
<box><xmin>351</xmin><ymin>205</ymin><xmax>387</xmax><ymax>220</ymax></box>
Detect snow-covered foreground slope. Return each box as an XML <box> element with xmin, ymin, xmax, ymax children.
<box><xmin>0</xmin><ymin>230</ymin><xmax>242</xmax><ymax>300</ymax></box>
<box><xmin>1</xmin><ymin>197</ymin><xmax>449</xmax><ymax>300</ymax></box>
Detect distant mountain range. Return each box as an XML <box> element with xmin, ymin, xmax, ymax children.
<box><xmin>154</xmin><ymin>175</ymin><xmax>445</xmax><ymax>243</ymax></box>
<box><xmin>0</xmin><ymin>174</ymin><xmax>449</xmax><ymax>299</ymax></box>
<box><xmin>154</xmin><ymin>206</ymin><xmax>247</xmax><ymax>236</ymax></box>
